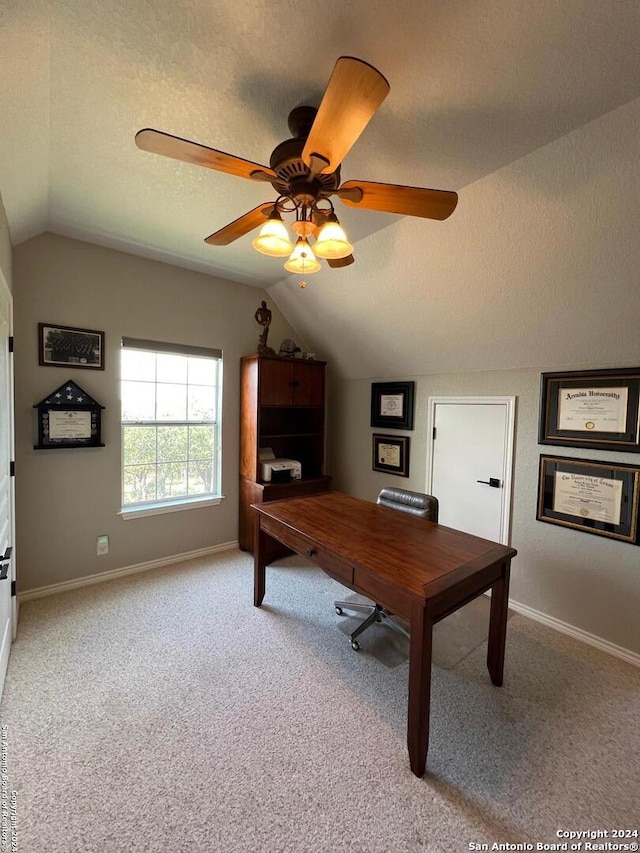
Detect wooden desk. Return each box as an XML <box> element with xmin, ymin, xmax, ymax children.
<box><xmin>252</xmin><ymin>491</ymin><xmax>517</xmax><ymax>777</ymax></box>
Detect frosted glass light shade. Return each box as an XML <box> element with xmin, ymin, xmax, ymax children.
<box><xmin>313</xmin><ymin>218</ymin><xmax>353</xmax><ymax>259</ymax></box>
<box><xmin>284</xmin><ymin>238</ymin><xmax>321</xmax><ymax>274</ymax></box>
<box><xmin>252</xmin><ymin>216</ymin><xmax>293</xmax><ymax>257</ymax></box>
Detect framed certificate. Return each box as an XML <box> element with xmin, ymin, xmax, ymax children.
<box><xmin>539</xmin><ymin>368</ymin><xmax>640</xmax><ymax>452</ymax></box>
<box><xmin>372</xmin><ymin>433</ymin><xmax>410</xmax><ymax>477</ymax></box>
<box><xmin>34</xmin><ymin>380</ymin><xmax>105</xmax><ymax>449</ymax></box>
<box><xmin>48</xmin><ymin>411</ymin><xmax>92</xmax><ymax>440</ymax></box>
<box><xmin>537</xmin><ymin>455</ymin><xmax>640</xmax><ymax>544</ymax></box>
<box><xmin>370</xmin><ymin>381</ymin><xmax>415</xmax><ymax>430</ymax></box>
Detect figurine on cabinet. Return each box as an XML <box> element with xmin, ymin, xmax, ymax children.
<box><xmin>255</xmin><ymin>301</ymin><xmax>276</xmax><ymax>355</ymax></box>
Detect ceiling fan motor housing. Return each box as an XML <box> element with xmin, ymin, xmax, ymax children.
<box><xmin>269</xmin><ymin>107</ymin><xmax>341</xmax><ymax>198</ymax></box>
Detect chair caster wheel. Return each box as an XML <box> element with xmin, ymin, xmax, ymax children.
<box><xmin>351</xmin><ymin>640</ymin><xmax>360</xmax><ymax>652</ymax></box>
<box><xmin>335</xmin><ymin>606</ymin><xmax>343</xmax><ymax>616</ymax></box>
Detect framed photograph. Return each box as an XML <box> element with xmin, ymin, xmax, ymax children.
<box><xmin>370</xmin><ymin>381</ymin><xmax>415</xmax><ymax>430</ymax></box>
<box><xmin>39</xmin><ymin>323</ymin><xmax>105</xmax><ymax>370</ymax></box>
<box><xmin>537</xmin><ymin>454</ymin><xmax>640</xmax><ymax>544</ymax></box>
<box><xmin>372</xmin><ymin>433</ymin><xmax>410</xmax><ymax>477</ymax></box>
<box><xmin>539</xmin><ymin>367</ymin><xmax>640</xmax><ymax>452</ymax></box>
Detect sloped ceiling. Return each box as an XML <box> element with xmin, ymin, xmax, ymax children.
<box><xmin>1</xmin><ymin>1</ymin><xmax>639</xmax><ymax>378</ymax></box>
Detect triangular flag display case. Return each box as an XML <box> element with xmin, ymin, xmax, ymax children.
<box><xmin>34</xmin><ymin>380</ymin><xmax>105</xmax><ymax>449</ymax></box>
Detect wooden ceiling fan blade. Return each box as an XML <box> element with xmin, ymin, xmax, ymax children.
<box><xmin>204</xmin><ymin>203</ymin><xmax>274</xmax><ymax>246</ymax></box>
<box><xmin>327</xmin><ymin>254</ymin><xmax>355</xmax><ymax>268</ymax></box>
<box><xmin>135</xmin><ymin>128</ymin><xmax>278</xmax><ymax>182</ymax></box>
<box><xmin>302</xmin><ymin>57</ymin><xmax>390</xmax><ymax>175</ymax></box>
<box><xmin>337</xmin><ymin>180</ymin><xmax>458</xmax><ymax>220</ymax></box>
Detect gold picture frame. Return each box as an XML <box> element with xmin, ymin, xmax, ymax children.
<box><xmin>536</xmin><ymin>454</ymin><xmax>640</xmax><ymax>544</ymax></box>
<box><xmin>372</xmin><ymin>433</ymin><xmax>410</xmax><ymax>477</ymax></box>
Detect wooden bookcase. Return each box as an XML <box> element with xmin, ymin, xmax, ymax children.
<box><xmin>239</xmin><ymin>354</ymin><xmax>331</xmax><ymax>554</ymax></box>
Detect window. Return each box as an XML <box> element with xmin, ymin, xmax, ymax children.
<box><xmin>120</xmin><ymin>338</ymin><xmax>222</xmax><ymax>515</ymax></box>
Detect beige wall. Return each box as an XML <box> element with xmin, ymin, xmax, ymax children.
<box><xmin>13</xmin><ymin>233</ymin><xmax>301</xmax><ymax>591</ymax></box>
<box><xmin>328</xmin><ymin>366</ymin><xmax>640</xmax><ymax>657</ymax></box>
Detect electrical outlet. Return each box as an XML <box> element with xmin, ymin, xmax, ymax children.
<box><xmin>97</xmin><ymin>535</ymin><xmax>109</xmax><ymax>556</ymax></box>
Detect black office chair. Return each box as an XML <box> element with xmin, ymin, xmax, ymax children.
<box><xmin>334</xmin><ymin>487</ymin><xmax>439</xmax><ymax>651</ymax></box>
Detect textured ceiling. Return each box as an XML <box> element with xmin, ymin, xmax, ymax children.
<box><xmin>1</xmin><ymin>1</ymin><xmax>639</xmax><ymax>377</ymax></box>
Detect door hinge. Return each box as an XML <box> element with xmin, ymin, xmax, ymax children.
<box><xmin>432</xmin><ymin>427</ymin><xmax>437</xmax><ymax>440</ymax></box>
<box><xmin>8</xmin><ymin>336</ymin><xmax>14</xmax><ymax>353</ymax></box>
<box><xmin>11</xmin><ymin>580</ymin><xmax>16</xmax><ymax>597</ymax></box>
<box><xmin>10</xmin><ymin>460</ymin><xmax>15</xmax><ymax>477</ymax></box>
<box><xmin>0</xmin><ymin>546</ymin><xmax>12</xmax><ymax>582</ymax></box>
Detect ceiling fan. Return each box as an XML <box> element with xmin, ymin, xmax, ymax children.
<box><xmin>135</xmin><ymin>56</ymin><xmax>458</xmax><ymax>277</ymax></box>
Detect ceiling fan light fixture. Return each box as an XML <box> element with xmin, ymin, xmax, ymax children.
<box><xmin>251</xmin><ymin>210</ymin><xmax>293</xmax><ymax>257</ymax></box>
<box><xmin>313</xmin><ymin>214</ymin><xmax>353</xmax><ymax>259</ymax></box>
<box><xmin>291</xmin><ymin>218</ymin><xmax>315</xmax><ymax>238</ymax></box>
<box><xmin>284</xmin><ymin>237</ymin><xmax>321</xmax><ymax>275</ymax></box>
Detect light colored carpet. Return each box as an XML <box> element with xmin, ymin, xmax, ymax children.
<box><xmin>1</xmin><ymin>550</ymin><xmax>639</xmax><ymax>853</ymax></box>
<box><xmin>335</xmin><ymin>593</ymin><xmax>511</xmax><ymax>668</ymax></box>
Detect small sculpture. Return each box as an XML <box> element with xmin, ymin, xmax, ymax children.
<box><xmin>255</xmin><ymin>301</ymin><xmax>275</xmax><ymax>355</ymax></box>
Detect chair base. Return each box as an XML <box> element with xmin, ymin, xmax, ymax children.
<box><xmin>334</xmin><ymin>599</ymin><xmax>410</xmax><ymax>651</ymax></box>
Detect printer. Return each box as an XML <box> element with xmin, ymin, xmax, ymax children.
<box><xmin>259</xmin><ymin>447</ymin><xmax>302</xmax><ymax>482</ymax></box>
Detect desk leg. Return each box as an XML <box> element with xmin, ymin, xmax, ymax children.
<box><xmin>487</xmin><ymin>559</ymin><xmax>511</xmax><ymax>686</ymax></box>
<box><xmin>407</xmin><ymin>599</ymin><xmax>434</xmax><ymax>777</ymax></box>
<box><xmin>254</xmin><ymin>520</ymin><xmax>267</xmax><ymax>607</ymax></box>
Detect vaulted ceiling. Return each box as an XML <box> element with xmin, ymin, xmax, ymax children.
<box><xmin>1</xmin><ymin>1</ymin><xmax>639</xmax><ymax>378</ymax></box>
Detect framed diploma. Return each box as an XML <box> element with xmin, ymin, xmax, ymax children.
<box><xmin>372</xmin><ymin>434</ymin><xmax>410</xmax><ymax>477</ymax></box>
<box><xmin>537</xmin><ymin>455</ymin><xmax>640</xmax><ymax>544</ymax></box>
<box><xmin>34</xmin><ymin>380</ymin><xmax>105</xmax><ymax>449</ymax></box>
<box><xmin>539</xmin><ymin>368</ymin><xmax>640</xmax><ymax>452</ymax></box>
<box><xmin>370</xmin><ymin>381</ymin><xmax>415</xmax><ymax>430</ymax></box>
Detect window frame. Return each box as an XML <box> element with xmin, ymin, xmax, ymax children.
<box><xmin>119</xmin><ymin>338</ymin><xmax>223</xmax><ymax>518</ymax></box>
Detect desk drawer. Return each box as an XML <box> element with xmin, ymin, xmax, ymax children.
<box><xmin>260</xmin><ymin>517</ymin><xmax>353</xmax><ymax>587</ymax></box>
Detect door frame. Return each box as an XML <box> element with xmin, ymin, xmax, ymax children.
<box><xmin>426</xmin><ymin>396</ymin><xmax>516</xmax><ymax>545</ymax></box>
<box><xmin>0</xmin><ymin>263</ymin><xmax>15</xmax><ymax>701</ymax></box>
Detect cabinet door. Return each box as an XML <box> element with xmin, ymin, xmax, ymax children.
<box><xmin>292</xmin><ymin>361</ymin><xmax>325</xmax><ymax>406</ymax></box>
<box><xmin>259</xmin><ymin>359</ymin><xmax>294</xmax><ymax>406</ymax></box>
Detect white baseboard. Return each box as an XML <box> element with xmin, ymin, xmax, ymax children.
<box><xmin>508</xmin><ymin>597</ymin><xmax>640</xmax><ymax>669</ymax></box>
<box><xmin>18</xmin><ymin>541</ymin><xmax>239</xmax><ymax>602</ymax></box>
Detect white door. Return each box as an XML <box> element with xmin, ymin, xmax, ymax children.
<box><xmin>0</xmin><ymin>276</ymin><xmax>14</xmax><ymax>696</ymax></box>
<box><xmin>427</xmin><ymin>397</ymin><xmax>515</xmax><ymax>544</ymax></box>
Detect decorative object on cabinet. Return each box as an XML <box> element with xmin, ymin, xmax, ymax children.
<box><xmin>254</xmin><ymin>301</ymin><xmax>276</xmax><ymax>355</ymax></box>
<box><xmin>278</xmin><ymin>338</ymin><xmax>301</xmax><ymax>358</ymax></box>
<box><xmin>536</xmin><ymin>454</ymin><xmax>640</xmax><ymax>544</ymax></box>
<box><xmin>39</xmin><ymin>323</ymin><xmax>105</xmax><ymax>370</ymax></box>
<box><xmin>239</xmin><ymin>354</ymin><xmax>331</xmax><ymax>556</ymax></box>
<box><xmin>372</xmin><ymin>433</ymin><xmax>410</xmax><ymax>477</ymax></box>
<box><xmin>539</xmin><ymin>367</ymin><xmax>640</xmax><ymax>453</ymax></box>
<box><xmin>34</xmin><ymin>380</ymin><xmax>105</xmax><ymax>449</ymax></box>
<box><xmin>370</xmin><ymin>381</ymin><xmax>415</xmax><ymax>430</ymax></box>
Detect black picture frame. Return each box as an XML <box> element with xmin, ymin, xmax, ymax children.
<box><xmin>370</xmin><ymin>381</ymin><xmax>415</xmax><ymax>430</ymax></box>
<box><xmin>539</xmin><ymin>367</ymin><xmax>640</xmax><ymax>452</ymax></box>
<box><xmin>536</xmin><ymin>454</ymin><xmax>640</xmax><ymax>544</ymax></box>
<box><xmin>34</xmin><ymin>380</ymin><xmax>105</xmax><ymax>450</ymax></box>
<box><xmin>39</xmin><ymin>323</ymin><xmax>105</xmax><ymax>370</ymax></box>
<box><xmin>372</xmin><ymin>433</ymin><xmax>410</xmax><ymax>477</ymax></box>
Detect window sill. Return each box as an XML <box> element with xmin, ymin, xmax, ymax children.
<box><xmin>119</xmin><ymin>495</ymin><xmax>224</xmax><ymax>520</ymax></box>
